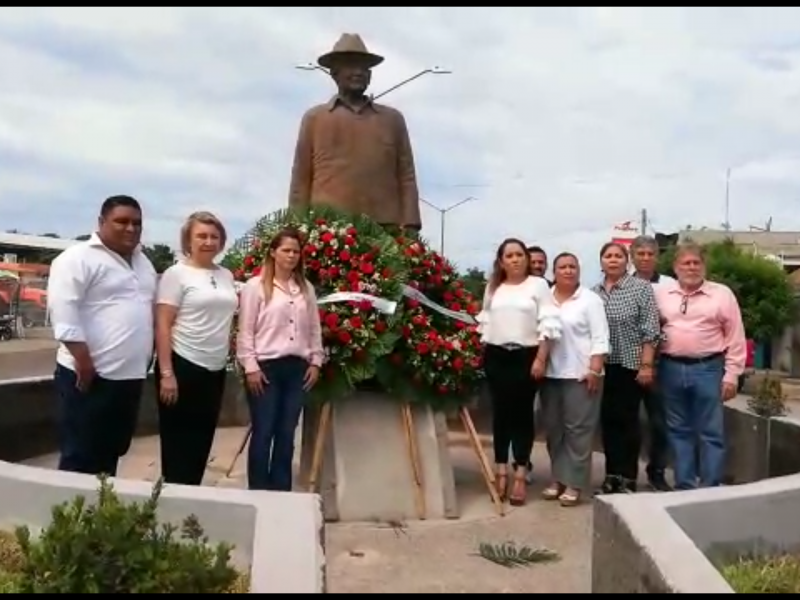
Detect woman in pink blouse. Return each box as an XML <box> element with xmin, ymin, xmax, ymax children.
<box><xmin>236</xmin><ymin>228</ymin><xmax>324</xmax><ymax>491</ymax></box>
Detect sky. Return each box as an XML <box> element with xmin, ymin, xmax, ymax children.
<box><xmin>2</xmin><ymin>7</ymin><xmax>800</xmax><ymax>281</ymax></box>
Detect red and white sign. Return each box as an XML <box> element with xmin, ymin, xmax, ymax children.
<box><xmin>611</xmin><ymin>220</ymin><xmax>639</xmax><ymax>247</ymax></box>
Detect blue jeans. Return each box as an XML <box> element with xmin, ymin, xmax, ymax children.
<box><xmin>55</xmin><ymin>365</ymin><xmax>143</xmax><ymax>477</ymax></box>
<box><xmin>659</xmin><ymin>356</ymin><xmax>725</xmax><ymax>490</ymax></box>
<box><xmin>246</xmin><ymin>356</ymin><xmax>307</xmax><ymax>491</ymax></box>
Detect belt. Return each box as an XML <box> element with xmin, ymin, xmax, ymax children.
<box><xmin>661</xmin><ymin>352</ymin><xmax>724</xmax><ymax>365</ymax></box>
<box><xmin>489</xmin><ymin>343</ymin><xmax>534</xmax><ymax>351</ymax></box>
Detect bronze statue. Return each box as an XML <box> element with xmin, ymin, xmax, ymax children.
<box><xmin>288</xmin><ymin>33</ymin><xmax>422</xmax><ymax>231</ymax></box>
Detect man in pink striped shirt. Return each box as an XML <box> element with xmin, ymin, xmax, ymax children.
<box><xmin>655</xmin><ymin>242</ymin><xmax>746</xmax><ymax>490</ymax></box>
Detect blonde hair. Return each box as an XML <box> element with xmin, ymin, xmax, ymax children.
<box><xmin>180</xmin><ymin>211</ymin><xmax>227</xmax><ymax>256</ymax></box>
<box><xmin>260</xmin><ymin>227</ymin><xmax>310</xmax><ymax>302</ymax></box>
<box><xmin>674</xmin><ymin>241</ymin><xmax>705</xmax><ymax>263</ymax></box>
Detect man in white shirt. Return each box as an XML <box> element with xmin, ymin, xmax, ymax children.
<box><xmin>47</xmin><ymin>195</ymin><xmax>157</xmax><ymax>476</ymax></box>
<box><xmin>631</xmin><ymin>235</ymin><xmax>675</xmax><ymax>492</ymax></box>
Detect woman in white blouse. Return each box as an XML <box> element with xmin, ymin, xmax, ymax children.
<box><xmin>478</xmin><ymin>238</ymin><xmax>561</xmax><ymax>507</ymax></box>
<box><xmin>539</xmin><ymin>253</ymin><xmax>609</xmax><ymax>506</ymax></box>
<box><xmin>155</xmin><ymin>211</ymin><xmax>238</xmax><ymax>486</ymax></box>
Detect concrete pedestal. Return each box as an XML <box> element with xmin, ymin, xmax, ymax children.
<box><xmin>298</xmin><ymin>392</ymin><xmax>459</xmax><ymax>522</ymax></box>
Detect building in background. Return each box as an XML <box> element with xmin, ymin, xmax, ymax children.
<box><xmin>678</xmin><ymin>229</ymin><xmax>800</xmax><ymax>274</ymax></box>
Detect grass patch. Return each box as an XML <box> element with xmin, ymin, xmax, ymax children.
<box><xmin>721</xmin><ymin>554</ymin><xmax>800</xmax><ymax>594</ymax></box>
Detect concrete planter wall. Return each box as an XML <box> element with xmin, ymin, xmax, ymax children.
<box><xmin>0</xmin><ymin>461</ymin><xmax>325</xmax><ymax>593</ymax></box>
<box><xmin>593</xmin><ymin>402</ymin><xmax>800</xmax><ymax>593</ymax></box>
<box><xmin>723</xmin><ymin>403</ymin><xmax>800</xmax><ymax>484</ymax></box>
<box><xmin>0</xmin><ymin>373</ymin><xmax>249</xmax><ymax>463</ymax></box>
<box><xmin>0</xmin><ymin>376</ymin><xmax>324</xmax><ymax>593</ymax></box>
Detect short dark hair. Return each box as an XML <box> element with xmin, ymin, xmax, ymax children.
<box><xmin>101</xmin><ymin>195</ymin><xmax>141</xmax><ymax>217</ymax></box>
<box><xmin>527</xmin><ymin>245</ymin><xmax>546</xmax><ymax>256</ymax></box>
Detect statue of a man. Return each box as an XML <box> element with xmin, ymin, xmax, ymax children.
<box><xmin>288</xmin><ymin>33</ymin><xmax>422</xmax><ymax>231</ymax></box>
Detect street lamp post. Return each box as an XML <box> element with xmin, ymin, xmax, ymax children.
<box><xmin>420</xmin><ymin>196</ymin><xmax>477</xmax><ymax>256</ymax></box>
<box><xmin>294</xmin><ymin>64</ymin><xmax>452</xmax><ymax>100</ymax></box>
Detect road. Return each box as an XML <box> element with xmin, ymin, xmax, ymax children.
<box><xmin>0</xmin><ymin>331</ymin><xmax>57</xmax><ymax>381</ymax></box>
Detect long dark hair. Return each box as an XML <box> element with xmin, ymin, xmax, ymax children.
<box><xmin>260</xmin><ymin>227</ymin><xmax>309</xmax><ymax>301</ymax></box>
<box><xmin>486</xmin><ymin>237</ymin><xmax>529</xmax><ymax>297</ymax></box>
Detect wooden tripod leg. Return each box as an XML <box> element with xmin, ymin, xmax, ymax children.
<box><xmin>459</xmin><ymin>406</ymin><xmax>505</xmax><ymax>516</ymax></box>
<box><xmin>401</xmin><ymin>402</ymin><xmax>426</xmax><ymax>520</ymax></box>
<box><xmin>308</xmin><ymin>402</ymin><xmax>332</xmax><ymax>493</ymax></box>
<box><xmin>225</xmin><ymin>426</ymin><xmax>252</xmax><ymax>478</ymax></box>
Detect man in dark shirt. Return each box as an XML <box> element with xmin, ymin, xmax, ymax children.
<box><xmin>630</xmin><ymin>235</ymin><xmax>674</xmax><ymax>492</ymax></box>
<box><xmin>527</xmin><ymin>245</ymin><xmax>553</xmax><ymax>287</ymax></box>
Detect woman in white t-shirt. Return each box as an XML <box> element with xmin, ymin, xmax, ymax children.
<box><xmin>477</xmin><ymin>238</ymin><xmax>561</xmax><ymax>507</ymax></box>
<box><xmin>154</xmin><ymin>211</ymin><xmax>238</xmax><ymax>486</ymax></box>
<box><xmin>540</xmin><ymin>253</ymin><xmax>609</xmax><ymax>507</ymax></box>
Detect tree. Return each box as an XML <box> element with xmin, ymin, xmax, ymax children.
<box><xmin>461</xmin><ymin>266</ymin><xmax>487</xmax><ymax>300</ymax></box>
<box><xmin>658</xmin><ymin>239</ymin><xmax>797</xmax><ymax>341</ymax></box>
<box><xmin>74</xmin><ymin>234</ymin><xmax>91</xmax><ymax>241</ymax></box>
<box><xmin>143</xmin><ymin>244</ymin><xmax>176</xmax><ymax>274</ymax></box>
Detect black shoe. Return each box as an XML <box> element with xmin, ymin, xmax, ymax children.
<box><xmin>622</xmin><ymin>478</ymin><xmax>638</xmax><ymax>494</ymax></box>
<box><xmin>596</xmin><ymin>476</ymin><xmax>623</xmax><ymax>496</ymax></box>
<box><xmin>647</xmin><ymin>473</ymin><xmax>673</xmax><ymax>493</ymax></box>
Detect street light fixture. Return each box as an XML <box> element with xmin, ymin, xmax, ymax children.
<box><xmin>294</xmin><ymin>64</ymin><xmax>453</xmax><ymax>101</ymax></box>
<box><xmin>420</xmin><ymin>196</ymin><xmax>477</xmax><ymax>256</ymax></box>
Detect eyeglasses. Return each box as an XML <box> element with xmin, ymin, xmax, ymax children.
<box><xmin>680</xmin><ymin>295</ymin><xmax>689</xmax><ymax>314</ymax></box>
<box><xmin>210</xmin><ymin>275</ymin><xmax>218</xmax><ymax>289</ymax></box>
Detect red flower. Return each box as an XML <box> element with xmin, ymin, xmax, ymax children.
<box><xmin>416</xmin><ymin>342</ymin><xmax>430</xmax><ymax>355</ymax></box>
<box><xmin>360</xmin><ymin>262</ymin><xmax>375</xmax><ymax>275</ymax></box>
<box><xmin>349</xmin><ymin>316</ymin><xmax>363</xmax><ymax>329</ymax></box>
<box><xmin>252</xmin><ymin>266</ymin><xmax>262</xmax><ymax>277</ymax></box>
<box><xmin>324</xmin><ymin>313</ymin><xmax>339</xmax><ymax>330</ymax></box>
<box><xmin>339</xmin><ymin>250</ymin><xmax>351</xmax><ymax>262</ymax></box>
<box><xmin>338</xmin><ymin>330</ymin><xmax>352</xmax><ymax>344</ymax></box>
<box><xmin>374</xmin><ymin>320</ymin><xmax>387</xmax><ymax>333</ymax></box>
<box><xmin>344</xmin><ymin>236</ymin><xmax>356</xmax><ymax>246</ymax></box>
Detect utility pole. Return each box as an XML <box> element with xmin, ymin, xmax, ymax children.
<box><xmin>722</xmin><ymin>167</ymin><xmax>732</xmax><ymax>231</ymax></box>
<box><xmin>420</xmin><ymin>196</ymin><xmax>477</xmax><ymax>255</ymax></box>
<box><xmin>640</xmin><ymin>208</ymin><xmax>648</xmax><ymax>235</ymax></box>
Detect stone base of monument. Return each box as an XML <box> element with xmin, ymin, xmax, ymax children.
<box><xmin>298</xmin><ymin>392</ymin><xmax>460</xmax><ymax>523</ymax></box>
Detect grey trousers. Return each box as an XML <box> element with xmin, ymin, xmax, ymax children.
<box><xmin>540</xmin><ymin>378</ymin><xmax>602</xmax><ymax>490</ymax></box>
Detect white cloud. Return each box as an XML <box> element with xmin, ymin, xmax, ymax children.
<box><xmin>2</xmin><ymin>7</ymin><xmax>800</xmax><ymax>282</ymax></box>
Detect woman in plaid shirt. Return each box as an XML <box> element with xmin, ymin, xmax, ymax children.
<box><xmin>592</xmin><ymin>242</ymin><xmax>662</xmax><ymax>495</ymax></box>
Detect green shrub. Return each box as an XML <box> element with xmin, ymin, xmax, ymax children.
<box><xmin>2</xmin><ymin>476</ymin><xmax>243</xmax><ymax>594</ymax></box>
<box><xmin>747</xmin><ymin>375</ymin><xmax>788</xmax><ymax>419</ymax></box>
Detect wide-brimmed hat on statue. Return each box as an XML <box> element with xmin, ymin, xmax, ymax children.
<box><xmin>317</xmin><ymin>33</ymin><xmax>384</xmax><ymax>69</ymax></box>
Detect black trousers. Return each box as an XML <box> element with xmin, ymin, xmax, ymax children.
<box><xmin>484</xmin><ymin>344</ymin><xmax>538</xmax><ymax>468</ymax></box>
<box><xmin>600</xmin><ymin>363</ymin><xmax>644</xmax><ymax>481</ymax></box>
<box><xmin>56</xmin><ymin>365</ymin><xmax>142</xmax><ymax>477</ymax></box>
<box><xmin>642</xmin><ymin>386</ymin><xmax>669</xmax><ymax>477</ymax></box>
<box><xmin>155</xmin><ymin>352</ymin><xmax>226</xmax><ymax>486</ymax></box>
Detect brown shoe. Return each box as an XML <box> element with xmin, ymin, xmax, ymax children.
<box><xmin>509</xmin><ymin>474</ymin><xmax>528</xmax><ymax>507</ymax></box>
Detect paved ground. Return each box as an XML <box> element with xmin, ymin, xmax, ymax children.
<box><xmin>24</xmin><ymin>428</ymin><xmax>598</xmax><ymax>594</ymax></box>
